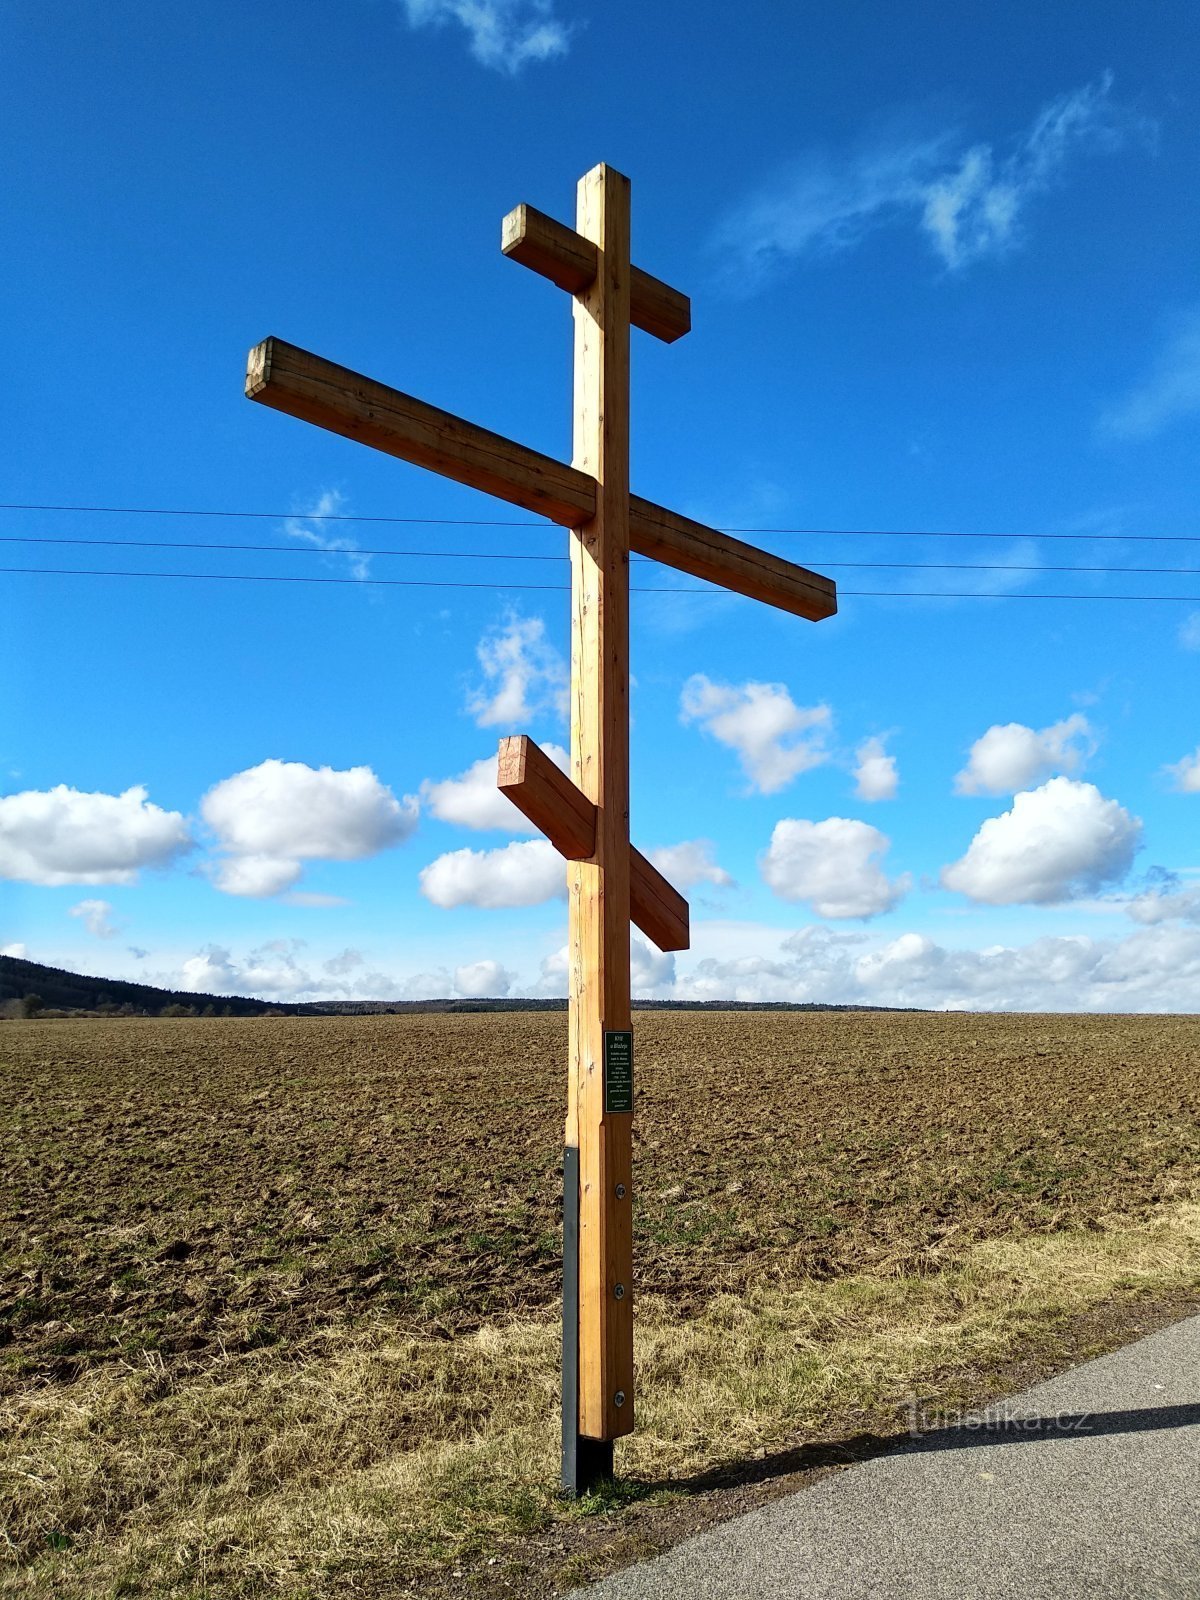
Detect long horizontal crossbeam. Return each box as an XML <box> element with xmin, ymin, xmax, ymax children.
<box><xmin>246</xmin><ymin>338</ymin><xmax>838</xmax><ymax>622</ymax></box>
<box><xmin>501</xmin><ymin>204</ymin><xmax>690</xmax><ymax>344</ymax></box>
<box><xmin>497</xmin><ymin>735</ymin><xmax>689</xmax><ymax>953</ymax></box>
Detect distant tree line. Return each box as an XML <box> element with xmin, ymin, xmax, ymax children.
<box><xmin>0</xmin><ymin>953</ymin><xmax>913</xmax><ymax>1019</ymax></box>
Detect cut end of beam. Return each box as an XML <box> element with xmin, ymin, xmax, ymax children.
<box><xmin>502</xmin><ymin>205</ymin><xmax>594</xmax><ymax>295</ymax></box>
<box><xmin>502</xmin><ymin>202</ymin><xmax>691</xmax><ymax>345</ymax></box>
<box><xmin>498</xmin><ymin>734</ymin><xmax>595</xmax><ymax>861</ymax></box>
<box><xmin>245</xmin><ymin>338</ymin><xmax>274</xmax><ymax>400</ymax></box>
<box><xmin>241</xmin><ymin>336</ymin><xmax>596</xmax><ymax>529</ymax></box>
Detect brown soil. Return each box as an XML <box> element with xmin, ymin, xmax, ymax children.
<box><xmin>4</xmin><ymin>1010</ymin><xmax>1198</xmax><ymax>1392</ymax></box>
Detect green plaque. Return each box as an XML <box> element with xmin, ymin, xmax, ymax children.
<box><xmin>604</xmin><ymin>1029</ymin><xmax>633</xmax><ymax>1114</ymax></box>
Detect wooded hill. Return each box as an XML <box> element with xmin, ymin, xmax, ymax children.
<box><xmin>0</xmin><ymin>954</ymin><xmax>902</xmax><ymax>1017</ymax></box>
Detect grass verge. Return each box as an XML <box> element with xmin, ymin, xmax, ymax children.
<box><xmin>5</xmin><ymin>1200</ymin><xmax>1199</xmax><ymax>1598</ymax></box>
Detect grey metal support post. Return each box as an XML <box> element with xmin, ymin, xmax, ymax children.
<box><xmin>561</xmin><ymin>1144</ymin><xmax>614</xmax><ymax>1495</ymax></box>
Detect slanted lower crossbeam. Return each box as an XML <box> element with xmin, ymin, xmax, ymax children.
<box><xmin>498</xmin><ymin>736</ymin><xmax>688</xmax><ymax>953</ymax></box>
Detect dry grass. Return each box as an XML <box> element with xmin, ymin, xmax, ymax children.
<box><xmin>5</xmin><ymin>1203</ymin><xmax>1199</xmax><ymax>1598</ymax></box>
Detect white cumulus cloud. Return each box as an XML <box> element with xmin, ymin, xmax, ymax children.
<box><xmin>211</xmin><ymin>855</ymin><xmax>304</xmax><ymax>898</ymax></box>
<box><xmin>2</xmin><ymin>942</ymin><xmax>28</xmax><ymax>959</ymax></box>
<box><xmin>672</xmin><ymin>921</ymin><xmax>1200</xmax><ymax>1013</ymax></box>
<box><xmin>853</xmin><ymin>736</ymin><xmax>898</xmax><ymax>801</ymax></box>
<box><xmin>453</xmin><ymin>959</ymin><xmax>515</xmax><ymax>997</ymax></box>
<box><xmin>941</xmin><ymin>777</ymin><xmax>1141</xmax><ymax>905</ymax></box>
<box><xmin>469</xmin><ymin>614</ymin><xmax>567</xmax><ymax>728</ymax></box>
<box><xmin>68</xmin><ymin>898</ymin><xmax>117</xmax><ymax>939</ymax></box>
<box><xmin>533</xmin><ymin>943</ymin><xmax>570</xmax><ymax>997</ymax></box>
<box><xmin>419</xmin><ymin>838</ymin><xmax>564</xmax><ymax>909</ymax></box>
<box><xmin>714</xmin><ymin>74</ymin><xmax>1148</xmax><ymax>285</ymax></box>
<box><xmin>680</xmin><ymin>674</ymin><xmax>830</xmax><ymax>794</ymax></box>
<box><xmin>645</xmin><ymin>839</ymin><xmax>734</xmax><ymax>892</ymax></box>
<box><xmin>202</xmin><ymin>759</ymin><xmax>417</xmax><ymax>898</ymax></box>
<box><xmin>421</xmin><ymin>743</ymin><xmax>569</xmax><ymax>832</ymax></box>
<box><xmin>178</xmin><ymin>941</ymin><xmax>392</xmax><ymax>1003</ymax></box>
<box><xmin>180</xmin><ymin>943</ymin><xmax>311</xmax><ymax>999</ymax></box>
<box><xmin>632</xmin><ymin>933</ymin><xmax>676</xmax><ymax>997</ymax></box>
<box><xmin>0</xmin><ymin>784</ymin><xmax>191</xmax><ymax>887</ymax></box>
<box><xmin>954</xmin><ymin>714</ymin><xmax>1095</xmax><ymax>796</ymax></box>
<box><xmin>1164</xmin><ymin>747</ymin><xmax>1200</xmax><ymax>795</ymax></box>
<box><xmin>760</xmin><ymin>817</ymin><xmax>910</xmax><ymax>919</ymax></box>
<box><xmin>399</xmin><ymin>0</ymin><xmax>569</xmax><ymax>73</ymax></box>
<box><xmin>531</xmin><ymin>935</ymin><xmax>675</xmax><ymax>997</ymax></box>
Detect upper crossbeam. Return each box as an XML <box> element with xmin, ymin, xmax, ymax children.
<box><xmin>502</xmin><ymin>204</ymin><xmax>690</xmax><ymax>344</ymax></box>
<box><xmin>246</xmin><ymin>338</ymin><xmax>838</xmax><ymax>622</ymax></box>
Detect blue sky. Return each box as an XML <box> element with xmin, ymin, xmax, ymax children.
<box><xmin>2</xmin><ymin>0</ymin><xmax>1199</xmax><ymax>1009</ymax></box>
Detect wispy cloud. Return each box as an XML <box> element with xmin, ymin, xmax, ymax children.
<box><xmin>399</xmin><ymin>0</ymin><xmax>569</xmax><ymax>73</ymax></box>
<box><xmin>1101</xmin><ymin>308</ymin><xmax>1200</xmax><ymax>440</ymax></box>
<box><xmin>713</xmin><ymin>74</ymin><xmax>1150</xmax><ymax>288</ymax></box>
<box><xmin>468</xmin><ymin>612</ymin><xmax>567</xmax><ymax>728</ymax></box>
<box><xmin>282</xmin><ymin>490</ymin><xmax>371</xmax><ymax>581</ymax></box>
<box><xmin>69</xmin><ymin>898</ymin><xmax>118</xmax><ymax>939</ymax></box>
<box><xmin>1181</xmin><ymin>612</ymin><xmax>1200</xmax><ymax>652</ymax></box>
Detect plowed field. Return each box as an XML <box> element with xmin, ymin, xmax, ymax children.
<box><xmin>5</xmin><ymin>1009</ymin><xmax>1198</xmax><ymax>1390</ymax></box>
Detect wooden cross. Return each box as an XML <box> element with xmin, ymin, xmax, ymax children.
<box><xmin>245</xmin><ymin>163</ymin><xmax>837</xmax><ymax>1493</ymax></box>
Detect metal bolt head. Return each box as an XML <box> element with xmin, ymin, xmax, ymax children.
<box><xmin>615</xmin><ymin>1183</ymin><xmax>627</xmax><ymax>1200</ymax></box>
<box><xmin>613</xmin><ymin>1282</ymin><xmax>626</xmax><ymax>1301</ymax></box>
<box><xmin>614</xmin><ymin>1389</ymin><xmax>626</xmax><ymax>1408</ymax></box>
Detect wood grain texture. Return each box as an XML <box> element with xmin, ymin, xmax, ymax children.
<box><xmin>630</xmin><ymin>497</ymin><xmax>837</xmax><ymax>621</ymax></box>
<box><xmin>568</xmin><ymin>164</ymin><xmax>635</xmax><ymax>1441</ymax></box>
<box><xmin>245</xmin><ymin>338</ymin><xmax>836</xmax><ymax>621</ymax></box>
<box><xmin>628</xmin><ymin>846</ymin><xmax>689</xmax><ymax>954</ymax></box>
<box><xmin>245</xmin><ymin>337</ymin><xmax>594</xmax><ymax>528</ymax></box>
<box><xmin>497</xmin><ymin>734</ymin><xmax>595</xmax><ymax>860</ymax></box>
<box><xmin>501</xmin><ymin>203</ymin><xmax>692</xmax><ymax>344</ymax></box>
<box><xmin>496</xmin><ymin>736</ymin><xmax>690</xmax><ymax>952</ymax></box>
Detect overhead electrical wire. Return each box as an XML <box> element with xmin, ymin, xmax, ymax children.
<box><xmin>4</xmin><ymin>566</ymin><xmax>1200</xmax><ymax>602</ymax></box>
<box><xmin>0</xmin><ymin>532</ymin><xmax>1197</xmax><ymax>578</ymax></box>
<box><xmin>4</xmin><ymin>504</ymin><xmax>1199</xmax><ymax>601</ymax></box>
<box><xmin>1</xmin><ymin>501</ymin><xmax>1199</xmax><ymax>546</ymax></box>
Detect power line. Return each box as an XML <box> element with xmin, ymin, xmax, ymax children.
<box><xmin>0</xmin><ymin>502</ymin><xmax>547</xmax><ymax>527</ymax></box>
<box><xmin>2</xmin><ymin>502</ymin><xmax>1198</xmax><ymax>545</ymax></box>
<box><xmin>1</xmin><ymin>533</ymin><xmax>1197</xmax><ymax>578</ymax></box>
<box><xmin>0</xmin><ymin>565</ymin><xmax>569</xmax><ymax>593</ymax></box>
<box><xmin>5</xmin><ymin>565</ymin><xmax>1200</xmax><ymax>602</ymax></box>
<box><xmin>0</xmin><ymin>534</ymin><xmax>563</xmax><ymax>563</ymax></box>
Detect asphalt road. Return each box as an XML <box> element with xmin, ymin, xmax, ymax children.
<box><xmin>574</xmin><ymin>1313</ymin><xmax>1200</xmax><ymax>1600</ymax></box>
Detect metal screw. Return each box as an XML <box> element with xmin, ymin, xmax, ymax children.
<box><xmin>614</xmin><ymin>1390</ymin><xmax>626</xmax><ymax>1407</ymax></box>
<box><xmin>613</xmin><ymin>1282</ymin><xmax>626</xmax><ymax>1300</ymax></box>
<box><xmin>615</xmin><ymin>1183</ymin><xmax>627</xmax><ymax>1199</ymax></box>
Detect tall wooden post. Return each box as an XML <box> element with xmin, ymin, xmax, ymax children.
<box><xmin>565</xmin><ymin>164</ymin><xmax>634</xmax><ymax>1484</ymax></box>
<box><xmin>244</xmin><ymin>158</ymin><xmax>839</xmax><ymax>1502</ymax></box>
